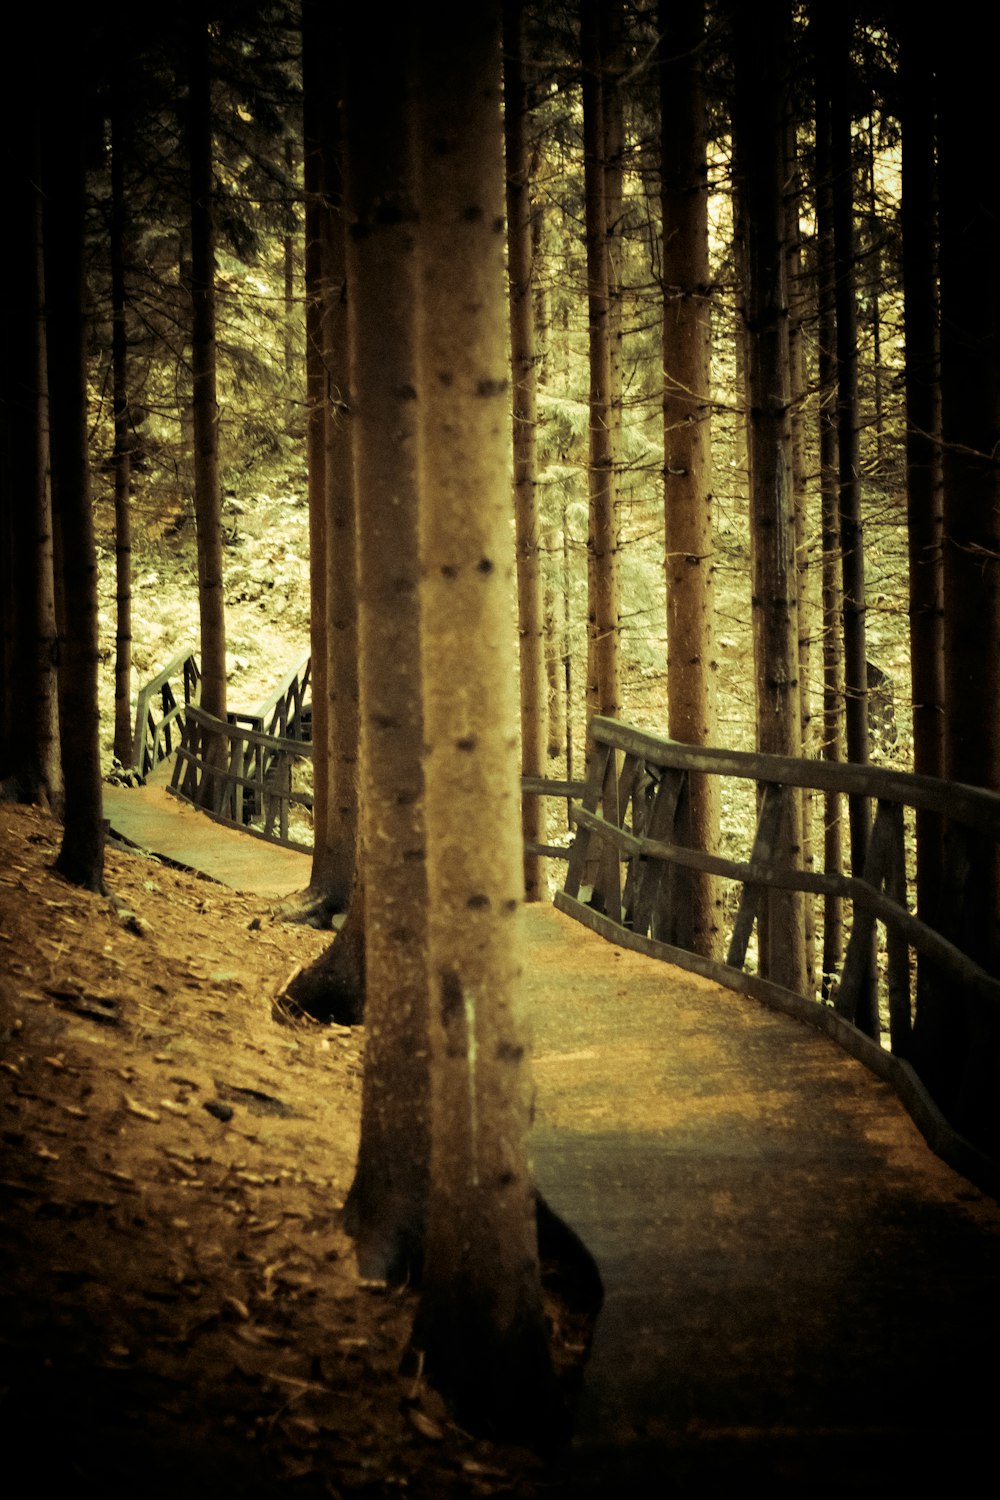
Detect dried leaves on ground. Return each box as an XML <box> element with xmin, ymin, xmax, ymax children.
<box><xmin>0</xmin><ymin>802</ymin><xmax>554</xmax><ymax>1497</ymax></box>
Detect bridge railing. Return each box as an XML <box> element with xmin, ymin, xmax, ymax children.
<box><xmin>130</xmin><ymin>649</ymin><xmax>201</xmax><ymax>776</ymax></box>
<box><xmin>521</xmin><ymin>775</ymin><xmax>588</xmax><ymax>862</ymax></box>
<box><xmin>556</xmin><ymin>717</ymin><xmax>1000</xmax><ymax>1176</ymax></box>
<box><xmin>170</xmin><ymin>704</ymin><xmax>314</xmax><ymax>852</ymax></box>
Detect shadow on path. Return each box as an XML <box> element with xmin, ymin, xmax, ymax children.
<box><xmin>522</xmin><ymin>902</ymin><xmax>1000</xmax><ymax>1489</ymax></box>
<box><xmin>97</xmin><ymin>790</ymin><xmax>1000</xmax><ymax>1487</ymax></box>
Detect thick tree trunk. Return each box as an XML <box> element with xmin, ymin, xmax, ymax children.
<box><xmin>918</xmin><ymin>38</ymin><xmax>1000</xmax><ymax>1150</ymax></box>
<box><xmin>321</xmin><ymin>130</ymin><xmax>359</xmax><ymax>911</ymax></box>
<box><xmin>186</xmin><ymin>10</ymin><xmax>227</xmax><ymax>800</ymax></box>
<box><xmin>111</xmin><ymin>103</ymin><xmax>133</xmax><ymax>769</ymax></box>
<box><xmin>1</xmin><ymin>85</ymin><xmax>61</xmax><ymax>810</ymax></box>
<box><xmin>659</xmin><ymin>0</ymin><xmax>721</xmax><ymax>958</ymax></box>
<box><xmin>297</xmin><ymin>0</ymin><xmax>358</xmax><ymax>916</ymax></box>
<box><xmin>732</xmin><ymin>0</ymin><xmax>806</xmax><ymax>996</ymax></box>
<box><xmin>43</xmin><ymin>35</ymin><xmax>104</xmax><ymax>891</ymax></box>
<box><xmin>504</xmin><ymin>0</ymin><xmax>546</xmax><ymax>902</ymax></box>
<box><xmin>337</xmin><ymin>12</ymin><xmax>430</xmax><ymax>1286</ymax></box>
<box><xmin>410</xmin><ymin>1</ymin><xmax>558</xmax><ymax>1440</ymax></box>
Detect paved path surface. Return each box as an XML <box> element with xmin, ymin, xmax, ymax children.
<box><xmin>104</xmin><ymin>782</ymin><xmax>310</xmax><ymax>899</ymax></box>
<box><xmin>522</xmin><ymin>902</ymin><xmax>1000</xmax><ymax>1490</ymax></box>
<box><xmin>101</xmin><ymin>788</ymin><xmax>1000</xmax><ymax>1487</ymax></box>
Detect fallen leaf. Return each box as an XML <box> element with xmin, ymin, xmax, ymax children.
<box><xmin>124</xmin><ymin>1095</ymin><xmax>162</xmax><ymax>1123</ymax></box>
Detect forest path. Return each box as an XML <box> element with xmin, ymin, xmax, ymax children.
<box><xmin>97</xmin><ymin>784</ymin><xmax>1000</xmax><ymax>1485</ymax></box>
<box><xmin>522</xmin><ymin>901</ymin><xmax>1000</xmax><ymax>1489</ymax></box>
<box><xmin>104</xmin><ymin>781</ymin><xmax>310</xmax><ymax>899</ymax></box>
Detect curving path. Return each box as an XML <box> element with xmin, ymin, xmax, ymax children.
<box><xmin>523</xmin><ymin>901</ymin><xmax>1000</xmax><ymax>1489</ymax></box>
<box><xmin>104</xmin><ymin>781</ymin><xmax>310</xmax><ymax>899</ymax></box>
<box><xmin>104</xmin><ymin>782</ymin><xmax>1000</xmax><ymax>1488</ymax></box>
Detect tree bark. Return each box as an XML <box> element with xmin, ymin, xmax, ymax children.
<box><xmin>504</xmin><ymin>0</ymin><xmax>546</xmax><ymax>902</ymax></box>
<box><xmin>338</xmin><ymin>11</ymin><xmax>430</xmax><ymax>1285</ymax></box>
<box><xmin>302</xmin><ymin>0</ymin><xmax>330</xmax><ymax>900</ymax></box>
<box><xmin>814</xmin><ymin>77</ymin><xmax>844</xmax><ymax>997</ymax></box>
<box><xmin>321</xmin><ymin>111</ymin><xmax>359</xmax><ymax>912</ymax></box>
<box><xmin>900</xmin><ymin>18</ymin><xmax>943</xmax><ymax>927</ymax></box>
<box><xmin>659</xmin><ymin>0</ymin><xmax>721</xmax><ymax>958</ymax></box>
<box><xmin>918</xmin><ymin>35</ymin><xmax>1000</xmax><ymax>1150</ymax></box>
<box><xmin>827</xmin><ymin>2</ymin><xmax>875</xmax><ymax>1033</ymax></box>
<box><xmin>581</xmin><ymin>0</ymin><xmax>622</xmax><ymax>729</ymax></box>
<box><xmin>110</xmin><ymin>99</ymin><xmax>133</xmax><ymax>769</ymax></box>
<box><xmin>785</xmin><ymin>126</ymin><xmax>816</xmax><ymax>995</ymax></box>
<box><xmin>1</xmin><ymin>80</ymin><xmax>61</xmax><ymax>810</ymax></box>
<box><xmin>186</xmin><ymin>8</ymin><xmax>227</xmax><ymax>802</ymax></box>
<box><xmin>43</xmin><ymin>31</ymin><xmax>104</xmax><ymax>891</ymax></box>
<box><xmin>732</xmin><ymin>0</ymin><xmax>805</xmax><ymax>996</ymax></box>
<box><xmin>410</xmin><ymin>0</ymin><xmax>558</xmax><ymax>1439</ymax></box>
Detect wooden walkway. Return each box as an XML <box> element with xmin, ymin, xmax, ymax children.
<box><xmin>102</xmin><ymin>782</ymin><xmax>1000</xmax><ymax>1486</ymax></box>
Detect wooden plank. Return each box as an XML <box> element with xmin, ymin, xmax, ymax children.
<box><xmin>596</xmin><ymin>745</ymin><xmax>623</xmax><ymax>923</ymax></box>
<box><xmin>836</xmin><ymin>798</ymin><xmax>896</xmax><ymax>1035</ymax></box>
<box><xmin>726</xmin><ymin>783</ymin><xmax>786</xmax><ymax>971</ymax></box>
<box><xmin>629</xmin><ymin>768</ymin><xmax>684</xmax><ymax>940</ymax></box>
<box><xmin>587</xmin><ymin>715</ymin><xmax>1000</xmax><ymax>834</ymax></box>
<box><xmin>564</xmin><ymin>740</ymin><xmax>610</xmax><ymax>900</ymax></box>
<box><xmin>521</xmin><ymin>776</ymin><xmax>588</xmax><ymax>798</ymax></box>
<box><xmin>884</xmin><ymin>801</ymin><xmax>911</xmax><ymax>1055</ymax></box>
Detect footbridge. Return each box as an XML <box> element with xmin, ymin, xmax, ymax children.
<box><xmin>102</xmin><ymin>651</ymin><xmax>1000</xmax><ymax>1486</ymax></box>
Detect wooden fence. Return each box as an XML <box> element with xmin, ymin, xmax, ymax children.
<box><xmin>138</xmin><ymin>652</ymin><xmax>314</xmax><ymax>850</ymax></box>
<box><xmin>170</xmin><ymin>704</ymin><xmax>314</xmax><ymax>851</ymax></box>
<box><xmin>130</xmin><ymin>649</ymin><xmax>201</xmax><ymax>776</ymax></box>
<box><xmin>555</xmin><ymin>716</ymin><xmax>1000</xmax><ymax>1188</ymax></box>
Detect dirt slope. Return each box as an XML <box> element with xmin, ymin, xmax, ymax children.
<box><xmin>0</xmin><ymin>801</ymin><xmax>551</xmax><ymax>1497</ymax></box>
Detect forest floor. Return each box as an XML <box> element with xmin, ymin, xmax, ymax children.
<box><xmin>0</xmin><ymin>799</ymin><xmax>571</xmax><ymax>1497</ymax></box>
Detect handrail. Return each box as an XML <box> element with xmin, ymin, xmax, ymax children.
<box><xmin>253</xmin><ymin>654</ymin><xmax>312</xmax><ymax>741</ymax></box>
<box><xmin>555</xmin><ymin>716</ymin><xmax>1000</xmax><ymax>1186</ymax></box>
<box><xmin>130</xmin><ymin>649</ymin><xmax>201</xmax><ymax>775</ymax></box>
<box><xmin>170</xmin><ymin>703</ymin><xmax>314</xmax><ymax>852</ymax></box>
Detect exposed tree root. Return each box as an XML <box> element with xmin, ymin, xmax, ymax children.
<box><xmin>279</xmin><ymin>892</ymin><xmax>366</xmax><ymax>1025</ymax></box>
<box><xmin>274</xmin><ymin>884</ymin><xmax>343</xmax><ymax>930</ymax></box>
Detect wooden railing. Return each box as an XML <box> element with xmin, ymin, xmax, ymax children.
<box><xmin>164</xmin><ymin>653</ymin><xmax>313</xmax><ymax>849</ymax></box>
<box><xmin>130</xmin><ymin>649</ymin><xmax>201</xmax><ymax>775</ymax></box>
<box><xmin>556</xmin><ymin>716</ymin><xmax>1000</xmax><ymax>1188</ymax></box>
<box><xmin>522</xmin><ymin>775</ymin><xmax>587</xmax><ymax>860</ymax></box>
<box><xmin>170</xmin><ymin>704</ymin><xmax>314</xmax><ymax>852</ymax></box>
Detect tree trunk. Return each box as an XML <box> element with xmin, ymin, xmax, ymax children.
<box><xmin>111</xmin><ymin>100</ymin><xmax>133</xmax><ymax>769</ymax></box>
<box><xmin>296</xmin><ymin>0</ymin><xmax>356</xmax><ymax>916</ymax></box>
<box><xmin>732</xmin><ymin>0</ymin><xmax>806</xmax><ymax>996</ymax></box>
<box><xmin>322</xmin><ymin>137</ymin><xmax>359</xmax><ymax>912</ymax></box>
<box><xmin>581</xmin><ymin>0</ymin><xmax>621</xmax><ymax>729</ymax></box>
<box><xmin>410</xmin><ymin>0</ymin><xmax>558</xmax><ymax>1440</ymax></box>
<box><xmin>828</xmin><ymin>2</ymin><xmax>875</xmax><ymax>1034</ymax></box>
<box><xmin>186</xmin><ymin>9</ymin><xmax>227</xmax><ymax>800</ymax></box>
<box><xmin>814</xmin><ymin>79</ymin><xmax>844</xmax><ymax>997</ymax></box>
<box><xmin>302</xmin><ymin>0</ymin><xmax>329</xmax><ymax>895</ymax></box>
<box><xmin>785</xmin><ymin>126</ymin><xmax>816</xmax><ymax>995</ymax></box>
<box><xmin>659</xmin><ymin>0</ymin><xmax>721</xmax><ymax>958</ymax></box>
<box><xmin>43</xmin><ymin>34</ymin><xmax>104</xmax><ymax>891</ymax></box>
<box><xmin>339</xmin><ymin>12</ymin><xmax>430</xmax><ymax>1285</ymax></box>
<box><xmin>1</xmin><ymin>82</ymin><xmax>61</xmax><ymax>810</ymax></box>
<box><xmin>919</xmin><ymin>36</ymin><xmax>1000</xmax><ymax>1150</ymax></box>
<box><xmin>900</xmin><ymin>18</ymin><xmax>943</xmax><ymax>929</ymax></box>
<box><xmin>504</xmin><ymin>0</ymin><xmax>546</xmax><ymax>902</ymax></box>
